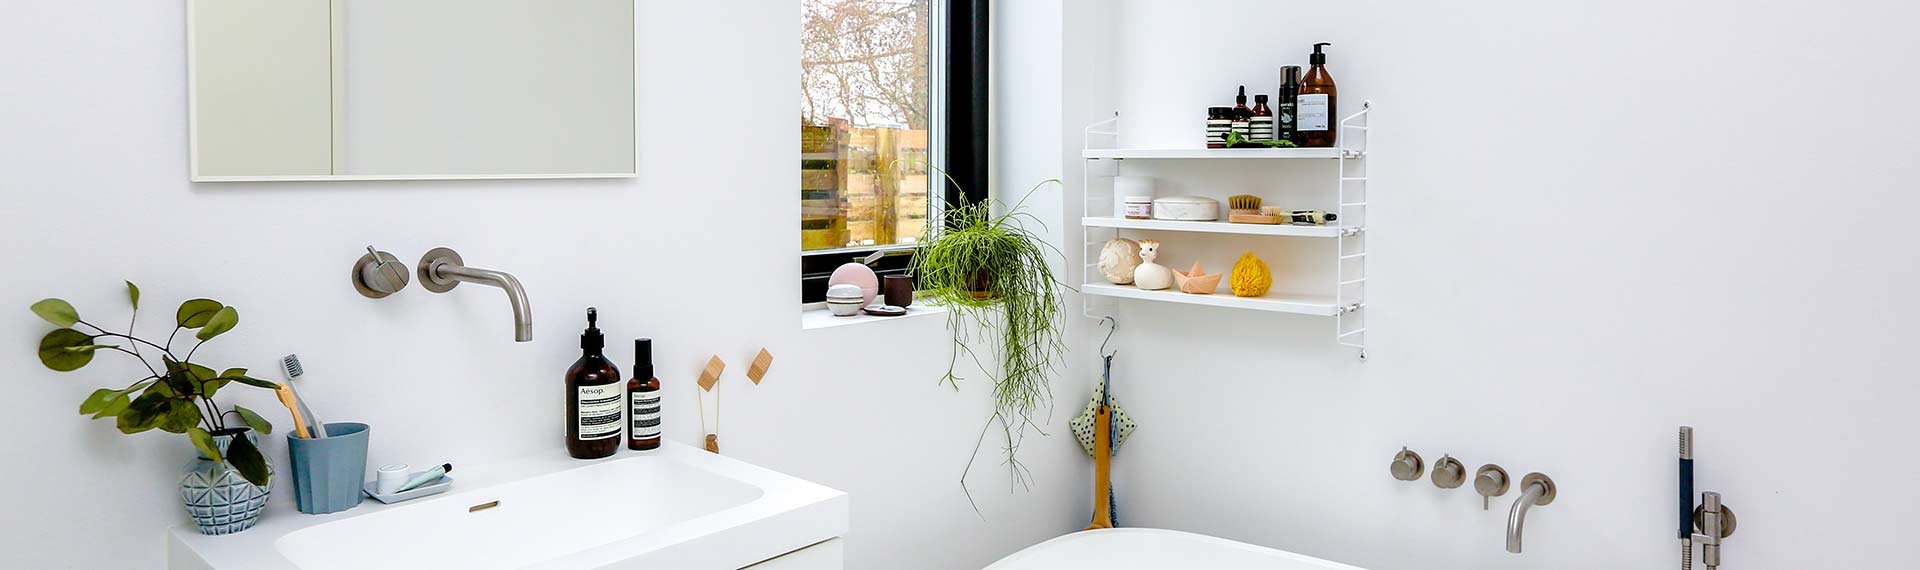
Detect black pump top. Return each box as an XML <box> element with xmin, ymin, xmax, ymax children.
<box><xmin>1282</xmin><ymin>65</ymin><xmax>1300</xmax><ymax>88</ymax></box>
<box><xmin>580</xmin><ymin>308</ymin><xmax>604</xmax><ymax>352</ymax></box>
<box><xmin>633</xmin><ymin>338</ymin><xmax>654</xmax><ymax>379</ymax></box>
<box><xmin>1310</xmin><ymin>43</ymin><xmax>1331</xmax><ymax>65</ymax></box>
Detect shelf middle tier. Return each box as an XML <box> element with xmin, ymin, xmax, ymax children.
<box><xmin>1080</xmin><ymin>283</ymin><xmax>1347</xmax><ymax>317</ymax></box>
<box><xmin>1082</xmin><ymin>217</ymin><xmax>1346</xmax><ymax>238</ymax></box>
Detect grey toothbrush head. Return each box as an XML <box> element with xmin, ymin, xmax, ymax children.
<box><xmin>281</xmin><ymin>354</ymin><xmax>305</xmax><ymax>380</ymax></box>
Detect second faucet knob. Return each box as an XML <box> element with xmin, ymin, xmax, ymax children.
<box><xmin>1431</xmin><ymin>455</ymin><xmax>1466</xmax><ymax>489</ymax></box>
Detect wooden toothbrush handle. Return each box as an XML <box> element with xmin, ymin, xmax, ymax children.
<box><xmin>278</xmin><ymin>387</ymin><xmax>312</xmax><ymax>439</ymax></box>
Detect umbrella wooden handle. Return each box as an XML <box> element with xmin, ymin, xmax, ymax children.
<box><xmin>1086</xmin><ymin>406</ymin><xmax>1114</xmax><ymax>530</ymax></box>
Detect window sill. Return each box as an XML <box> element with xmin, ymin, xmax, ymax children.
<box><xmin>800</xmin><ymin>303</ymin><xmax>948</xmax><ymax>330</ymax></box>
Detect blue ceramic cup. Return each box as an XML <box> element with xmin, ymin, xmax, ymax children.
<box><xmin>287</xmin><ymin>422</ymin><xmax>369</xmax><ymax>514</ymax></box>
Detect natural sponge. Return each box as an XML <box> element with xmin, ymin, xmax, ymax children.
<box><xmin>1229</xmin><ymin>252</ymin><xmax>1272</xmax><ymax>297</ymax></box>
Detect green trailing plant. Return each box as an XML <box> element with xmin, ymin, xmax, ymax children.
<box><xmin>29</xmin><ymin>283</ymin><xmax>278</xmax><ymax>486</ymax></box>
<box><xmin>1224</xmin><ymin>131</ymin><xmax>1299</xmax><ymax>148</ymax></box>
<box><xmin>910</xmin><ymin>178</ymin><xmax>1069</xmax><ymax>511</ymax></box>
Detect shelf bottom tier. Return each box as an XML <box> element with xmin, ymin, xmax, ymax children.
<box><xmin>1080</xmin><ymin>283</ymin><xmax>1349</xmax><ymax>316</ymax></box>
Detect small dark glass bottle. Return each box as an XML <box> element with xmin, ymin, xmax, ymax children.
<box><xmin>627</xmin><ymin>338</ymin><xmax>662</xmax><ymax>451</ymax></box>
<box><xmin>565</xmin><ymin>308</ymin><xmax>621</xmax><ymax>460</ymax></box>
<box><xmin>1251</xmin><ymin>94</ymin><xmax>1275</xmax><ymax>141</ymax></box>
<box><xmin>1231</xmin><ymin>86</ymin><xmax>1253</xmax><ymax>139</ymax></box>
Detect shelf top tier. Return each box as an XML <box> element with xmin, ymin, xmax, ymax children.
<box><xmin>1082</xmin><ymin>147</ymin><xmax>1356</xmax><ymax>160</ymax></box>
<box><xmin>1082</xmin><ymin>217</ymin><xmax>1346</xmax><ymax>238</ymax></box>
<box><xmin>1081</xmin><ymin>283</ymin><xmax>1347</xmax><ymax>316</ymax></box>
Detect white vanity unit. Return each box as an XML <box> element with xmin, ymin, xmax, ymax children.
<box><xmin>166</xmin><ymin>443</ymin><xmax>847</xmax><ymax>570</ymax></box>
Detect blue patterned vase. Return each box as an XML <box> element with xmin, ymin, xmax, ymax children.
<box><xmin>179</xmin><ymin>428</ymin><xmax>271</xmax><ymax>535</ymax></box>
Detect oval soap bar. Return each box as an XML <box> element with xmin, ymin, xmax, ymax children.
<box><xmin>1230</xmin><ymin>252</ymin><xmax>1271</xmax><ymax>297</ymax></box>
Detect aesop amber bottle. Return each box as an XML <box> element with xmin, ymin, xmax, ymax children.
<box><xmin>566</xmin><ymin>308</ymin><xmax>621</xmax><ymax>459</ymax></box>
<box><xmin>627</xmin><ymin>338</ymin><xmax>662</xmax><ymax>451</ymax></box>
<box><xmin>1297</xmin><ymin>43</ymin><xmax>1338</xmax><ymax>148</ymax></box>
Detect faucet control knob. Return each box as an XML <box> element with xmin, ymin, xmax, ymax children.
<box><xmin>1431</xmin><ymin>455</ymin><xmax>1466</xmax><ymax>489</ymax></box>
<box><xmin>1390</xmin><ymin>447</ymin><xmax>1425</xmax><ymax>481</ymax></box>
<box><xmin>352</xmin><ymin>246</ymin><xmax>411</xmax><ymax>298</ymax></box>
<box><xmin>1474</xmin><ymin>464</ymin><xmax>1510</xmax><ymax>510</ymax></box>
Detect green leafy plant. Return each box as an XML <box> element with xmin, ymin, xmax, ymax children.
<box><xmin>910</xmin><ymin>178</ymin><xmax>1069</xmax><ymax>510</ymax></box>
<box><xmin>1223</xmin><ymin>131</ymin><xmax>1299</xmax><ymax>148</ymax></box>
<box><xmin>29</xmin><ymin>283</ymin><xmax>278</xmax><ymax>486</ymax></box>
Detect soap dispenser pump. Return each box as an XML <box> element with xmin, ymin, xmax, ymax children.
<box><xmin>565</xmin><ymin>308</ymin><xmax>622</xmax><ymax>459</ymax></box>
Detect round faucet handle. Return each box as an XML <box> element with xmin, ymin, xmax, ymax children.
<box><xmin>1390</xmin><ymin>447</ymin><xmax>1425</xmax><ymax>481</ymax></box>
<box><xmin>1474</xmin><ymin>464</ymin><xmax>1510</xmax><ymax>497</ymax></box>
<box><xmin>1431</xmin><ymin>455</ymin><xmax>1466</xmax><ymax>489</ymax></box>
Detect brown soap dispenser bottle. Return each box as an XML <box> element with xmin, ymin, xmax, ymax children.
<box><xmin>1297</xmin><ymin>42</ymin><xmax>1338</xmax><ymax>148</ymax></box>
<box><xmin>627</xmin><ymin>338</ymin><xmax>662</xmax><ymax>451</ymax></box>
<box><xmin>566</xmin><ymin>308</ymin><xmax>621</xmax><ymax>459</ymax></box>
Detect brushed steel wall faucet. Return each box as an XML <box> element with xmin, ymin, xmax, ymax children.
<box><xmin>1505</xmin><ymin>472</ymin><xmax>1556</xmax><ymax>553</ymax></box>
<box><xmin>417</xmin><ymin>247</ymin><xmax>532</xmax><ymax>342</ymax></box>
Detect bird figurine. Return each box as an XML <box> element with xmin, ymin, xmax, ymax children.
<box><xmin>1132</xmin><ymin>240</ymin><xmax>1173</xmax><ymax>290</ymax></box>
<box><xmin>1098</xmin><ymin>239</ymin><xmax>1142</xmax><ymax>285</ymax></box>
<box><xmin>1173</xmin><ymin>262</ymin><xmax>1223</xmax><ymax>294</ymax></box>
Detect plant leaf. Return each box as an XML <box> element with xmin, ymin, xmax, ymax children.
<box><xmin>117</xmin><ymin>392</ymin><xmax>169</xmax><ymax>434</ymax></box>
<box><xmin>30</xmin><ymin>299</ymin><xmax>80</xmax><ymax>327</ymax></box>
<box><xmin>187</xmin><ymin>363</ymin><xmax>217</xmax><ymax>381</ymax></box>
<box><xmin>231</xmin><ymin>376</ymin><xmax>280</xmax><ymax>390</ymax></box>
<box><xmin>125</xmin><ymin>281</ymin><xmax>140</xmax><ymax>310</ymax></box>
<box><xmin>175</xmin><ymin>299</ymin><xmax>223</xmax><ymax>328</ymax></box>
<box><xmin>37</xmin><ymin>329</ymin><xmax>96</xmax><ymax>371</ymax></box>
<box><xmin>219</xmin><ymin>368</ymin><xmax>247</xmax><ymax>379</ymax></box>
<box><xmin>187</xmin><ymin>427</ymin><xmax>222</xmax><ymax>463</ymax></box>
<box><xmin>225</xmin><ymin>435</ymin><xmax>271</xmax><ymax>486</ymax></box>
<box><xmin>92</xmin><ymin>393</ymin><xmax>132</xmax><ymax>419</ymax></box>
<box><xmin>158</xmin><ymin>398</ymin><xmax>202</xmax><ymax>434</ymax></box>
<box><xmin>195</xmin><ymin>307</ymin><xmax>238</xmax><ymax>341</ymax></box>
<box><xmin>78</xmin><ymin>389</ymin><xmax>118</xmax><ymax>415</ymax></box>
<box><xmin>232</xmin><ymin>406</ymin><xmax>273</xmax><ymax>435</ymax></box>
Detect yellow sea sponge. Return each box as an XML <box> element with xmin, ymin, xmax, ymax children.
<box><xmin>1230</xmin><ymin>252</ymin><xmax>1272</xmax><ymax>297</ymax></box>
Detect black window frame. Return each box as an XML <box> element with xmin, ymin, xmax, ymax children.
<box><xmin>800</xmin><ymin>0</ymin><xmax>989</xmax><ymax>304</ymax></box>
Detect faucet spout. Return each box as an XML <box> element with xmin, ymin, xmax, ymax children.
<box><xmin>418</xmin><ymin>248</ymin><xmax>533</xmax><ymax>342</ymax></box>
<box><xmin>1506</xmin><ymin>473</ymin><xmax>1557</xmax><ymax>554</ymax></box>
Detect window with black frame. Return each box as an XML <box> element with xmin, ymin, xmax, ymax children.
<box><xmin>800</xmin><ymin>0</ymin><xmax>986</xmax><ymax>303</ymax></box>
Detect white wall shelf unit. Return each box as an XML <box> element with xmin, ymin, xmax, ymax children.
<box><xmin>1079</xmin><ymin>101</ymin><xmax>1371</xmax><ymax>359</ymax></box>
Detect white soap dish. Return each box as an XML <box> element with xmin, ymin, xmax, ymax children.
<box><xmin>363</xmin><ymin>476</ymin><xmax>453</xmax><ymax>504</ymax></box>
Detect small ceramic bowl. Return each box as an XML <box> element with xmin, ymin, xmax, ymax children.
<box><xmin>826</xmin><ymin>299</ymin><xmax>864</xmax><ymax>316</ymax></box>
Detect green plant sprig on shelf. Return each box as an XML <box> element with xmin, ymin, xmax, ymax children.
<box><xmin>1223</xmin><ymin>131</ymin><xmax>1299</xmax><ymax>148</ymax></box>
<box><xmin>29</xmin><ymin>283</ymin><xmax>277</xmax><ymax>486</ymax></box>
<box><xmin>909</xmin><ymin>176</ymin><xmax>1070</xmax><ymax>513</ymax></box>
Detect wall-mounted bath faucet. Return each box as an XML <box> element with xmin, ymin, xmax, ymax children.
<box><xmin>1505</xmin><ymin>472</ymin><xmax>1556</xmax><ymax>553</ymax></box>
<box><xmin>417</xmin><ymin>247</ymin><xmax>532</xmax><ymax>342</ymax></box>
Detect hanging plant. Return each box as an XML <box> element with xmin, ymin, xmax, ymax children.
<box><xmin>910</xmin><ymin>178</ymin><xmax>1069</xmax><ymax>511</ymax></box>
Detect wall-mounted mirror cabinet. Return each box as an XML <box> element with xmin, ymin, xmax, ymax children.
<box><xmin>188</xmin><ymin>0</ymin><xmax>635</xmax><ymax>181</ymax></box>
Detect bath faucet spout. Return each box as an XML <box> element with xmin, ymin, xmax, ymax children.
<box><xmin>1506</xmin><ymin>473</ymin><xmax>1557</xmax><ymax>554</ymax></box>
<box><xmin>418</xmin><ymin>247</ymin><xmax>533</xmax><ymax>342</ymax></box>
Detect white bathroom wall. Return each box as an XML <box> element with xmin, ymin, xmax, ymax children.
<box><xmin>1059</xmin><ymin>1</ymin><xmax>1920</xmax><ymax>569</ymax></box>
<box><xmin>0</xmin><ymin>1</ymin><xmax>1081</xmax><ymax>568</ymax></box>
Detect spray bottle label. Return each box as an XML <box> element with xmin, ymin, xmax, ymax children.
<box><xmin>631</xmin><ymin>389</ymin><xmax>662</xmax><ymax>439</ymax></box>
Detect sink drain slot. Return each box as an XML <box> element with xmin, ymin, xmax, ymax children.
<box><xmin>469</xmin><ymin>500</ymin><xmax>500</xmax><ymax>513</ymax></box>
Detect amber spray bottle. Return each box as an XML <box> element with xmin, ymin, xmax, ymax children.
<box><xmin>1297</xmin><ymin>43</ymin><xmax>1338</xmax><ymax>148</ymax></box>
<box><xmin>627</xmin><ymin>338</ymin><xmax>662</xmax><ymax>451</ymax></box>
<box><xmin>566</xmin><ymin>308</ymin><xmax>621</xmax><ymax>460</ymax></box>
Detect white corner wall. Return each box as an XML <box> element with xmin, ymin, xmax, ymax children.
<box><xmin>0</xmin><ymin>1</ymin><xmax>1080</xmax><ymax>568</ymax></box>
<box><xmin>1058</xmin><ymin>1</ymin><xmax>1920</xmax><ymax>569</ymax></box>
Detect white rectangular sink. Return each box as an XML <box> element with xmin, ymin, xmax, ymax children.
<box><xmin>167</xmin><ymin>443</ymin><xmax>846</xmax><ymax>569</ymax></box>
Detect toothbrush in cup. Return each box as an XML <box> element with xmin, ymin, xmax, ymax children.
<box><xmin>280</xmin><ymin>354</ymin><xmax>328</xmax><ymax>438</ymax></box>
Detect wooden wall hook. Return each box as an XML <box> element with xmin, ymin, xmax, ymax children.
<box><xmin>747</xmin><ymin>348</ymin><xmax>774</xmax><ymax>385</ymax></box>
<box><xmin>698</xmin><ymin>356</ymin><xmax>725</xmax><ymax>391</ymax></box>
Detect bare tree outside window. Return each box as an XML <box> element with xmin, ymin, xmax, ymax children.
<box><xmin>801</xmin><ymin>0</ymin><xmax>932</xmax><ymax>252</ymax></box>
